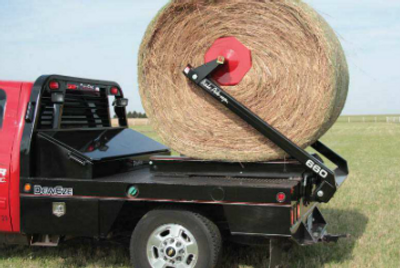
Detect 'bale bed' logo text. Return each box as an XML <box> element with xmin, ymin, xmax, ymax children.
<box><xmin>201</xmin><ymin>80</ymin><xmax>229</xmax><ymax>104</ymax></box>
<box><xmin>34</xmin><ymin>185</ymin><xmax>74</xmax><ymax>196</ymax></box>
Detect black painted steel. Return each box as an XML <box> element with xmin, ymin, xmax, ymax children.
<box><xmin>224</xmin><ymin>205</ymin><xmax>292</xmax><ymax>236</ymax></box>
<box><xmin>34</xmin><ymin>129</ymin><xmax>169</xmax><ymax>179</ymax></box>
<box><xmin>16</xmin><ymin>74</ymin><xmax>347</xmax><ymax>255</ymax></box>
<box><xmin>150</xmin><ymin>156</ymin><xmax>305</xmax><ymax>178</ymax></box>
<box><xmin>20</xmin><ymin>169</ymin><xmax>300</xmax><ymax>237</ymax></box>
<box><xmin>21</xmin><ymin>197</ymin><xmax>99</xmax><ymax>236</ymax></box>
<box><xmin>21</xmin><ymin>168</ymin><xmax>300</xmax><ymax>204</ymax></box>
<box><xmin>20</xmin><ymin>75</ymin><xmax>129</xmax><ymax>180</ymax></box>
<box><xmin>183</xmin><ymin>59</ymin><xmax>349</xmax><ymax>203</ymax></box>
<box><xmin>39</xmin><ymin>128</ymin><xmax>169</xmax><ymax>162</ymax></box>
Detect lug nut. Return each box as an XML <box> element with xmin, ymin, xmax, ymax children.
<box><xmin>176</xmin><ymin>242</ymin><xmax>182</xmax><ymax>247</ymax></box>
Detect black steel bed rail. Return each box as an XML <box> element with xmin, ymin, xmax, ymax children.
<box><xmin>183</xmin><ymin>58</ymin><xmax>349</xmax><ymax>203</ymax></box>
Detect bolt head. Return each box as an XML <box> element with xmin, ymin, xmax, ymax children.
<box><xmin>192</xmin><ymin>74</ymin><xmax>198</xmax><ymax>80</ymax></box>
<box><xmin>317</xmin><ymin>191</ymin><xmax>324</xmax><ymax>198</ymax></box>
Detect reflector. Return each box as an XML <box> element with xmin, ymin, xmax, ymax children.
<box><xmin>276</xmin><ymin>192</ymin><xmax>286</xmax><ymax>203</ymax></box>
<box><xmin>24</xmin><ymin>183</ymin><xmax>32</xmax><ymax>193</ymax></box>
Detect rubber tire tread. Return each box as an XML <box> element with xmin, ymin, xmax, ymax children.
<box><xmin>130</xmin><ymin>208</ymin><xmax>222</xmax><ymax>268</ymax></box>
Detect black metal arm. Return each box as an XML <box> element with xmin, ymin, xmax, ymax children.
<box><xmin>183</xmin><ymin>58</ymin><xmax>349</xmax><ymax>203</ymax></box>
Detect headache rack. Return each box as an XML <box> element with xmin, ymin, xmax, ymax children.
<box><xmin>182</xmin><ymin>58</ymin><xmax>349</xmax><ymax>203</ymax></box>
<box><xmin>26</xmin><ymin>75</ymin><xmax>129</xmax><ymax>130</ymax></box>
<box><xmin>38</xmin><ymin>87</ymin><xmax>111</xmax><ymax>129</ymax></box>
<box><xmin>21</xmin><ymin>75</ymin><xmax>142</xmax><ymax>179</ymax></box>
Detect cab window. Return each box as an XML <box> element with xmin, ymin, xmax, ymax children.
<box><xmin>0</xmin><ymin>89</ymin><xmax>6</xmax><ymax>129</ymax></box>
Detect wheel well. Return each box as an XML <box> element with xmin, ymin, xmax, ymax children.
<box><xmin>109</xmin><ymin>202</ymin><xmax>229</xmax><ymax>238</ymax></box>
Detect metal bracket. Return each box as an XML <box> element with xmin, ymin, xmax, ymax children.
<box><xmin>269</xmin><ymin>239</ymin><xmax>284</xmax><ymax>268</ymax></box>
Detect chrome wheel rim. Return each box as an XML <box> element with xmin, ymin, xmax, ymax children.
<box><xmin>147</xmin><ymin>223</ymin><xmax>199</xmax><ymax>268</ymax></box>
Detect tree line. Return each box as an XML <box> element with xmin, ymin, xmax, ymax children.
<box><xmin>127</xmin><ymin>111</ymin><xmax>147</xmax><ymax>118</ymax></box>
<box><xmin>114</xmin><ymin>111</ymin><xmax>148</xmax><ymax>119</ymax></box>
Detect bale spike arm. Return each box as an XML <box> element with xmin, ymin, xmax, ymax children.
<box><xmin>183</xmin><ymin>58</ymin><xmax>349</xmax><ymax>203</ymax></box>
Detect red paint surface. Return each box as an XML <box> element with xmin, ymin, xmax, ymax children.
<box><xmin>205</xmin><ymin>37</ymin><xmax>252</xmax><ymax>86</ymax></box>
<box><xmin>110</xmin><ymin>87</ymin><xmax>119</xmax><ymax>95</ymax></box>
<box><xmin>0</xmin><ymin>81</ymin><xmax>32</xmax><ymax>233</ymax></box>
<box><xmin>67</xmin><ymin>84</ymin><xmax>78</xmax><ymax>90</ymax></box>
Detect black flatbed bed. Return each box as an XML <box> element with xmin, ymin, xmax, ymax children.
<box><xmin>24</xmin><ymin>161</ymin><xmax>303</xmax><ymax>207</ymax></box>
<box><xmin>99</xmin><ymin>161</ymin><xmax>303</xmax><ymax>189</ymax></box>
<box><xmin>8</xmin><ymin>74</ymin><xmax>349</xmax><ymax>268</ymax></box>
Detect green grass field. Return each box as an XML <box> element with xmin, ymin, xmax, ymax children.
<box><xmin>1</xmin><ymin>120</ymin><xmax>400</xmax><ymax>267</ymax></box>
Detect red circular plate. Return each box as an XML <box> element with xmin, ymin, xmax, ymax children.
<box><xmin>204</xmin><ymin>37</ymin><xmax>252</xmax><ymax>86</ymax></box>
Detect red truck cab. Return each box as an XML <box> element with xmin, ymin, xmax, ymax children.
<box><xmin>0</xmin><ymin>81</ymin><xmax>33</xmax><ymax>233</ymax></box>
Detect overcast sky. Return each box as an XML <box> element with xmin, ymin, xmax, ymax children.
<box><xmin>0</xmin><ymin>0</ymin><xmax>399</xmax><ymax>115</ymax></box>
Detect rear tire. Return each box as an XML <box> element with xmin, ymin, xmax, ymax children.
<box><xmin>130</xmin><ymin>209</ymin><xmax>222</xmax><ymax>268</ymax></box>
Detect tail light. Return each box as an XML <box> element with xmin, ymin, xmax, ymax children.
<box><xmin>110</xmin><ymin>87</ymin><xmax>119</xmax><ymax>95</ymax></box>
<box><xmin>49</xmin><ymin>81</ymin><xmax>60</xmax><ymax>90</ymax></box>
<box><xmin>67</xmin><ymin>84</ymin><xmax>78</xmax><ymax>90</ymax></box>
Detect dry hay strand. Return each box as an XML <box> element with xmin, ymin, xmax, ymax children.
<box><xmin>138</xmin><ymin>0</ymin><xmax>349</xmax><ymax>162</ymax></box>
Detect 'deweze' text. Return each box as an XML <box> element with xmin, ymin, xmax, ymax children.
<box><xmin>34</xmin><ymin>185</ymin><xmax>74</xmax><ymax>196</ymax></box>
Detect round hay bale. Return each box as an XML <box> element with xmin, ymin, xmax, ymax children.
<box><xmin>138</xmin><ymin>0</ymin><xmax>349</xmax><ymax>162</ymax></box>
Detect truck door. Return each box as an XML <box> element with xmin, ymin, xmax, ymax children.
<box><xmin>0</xmin><ymin>84</ymin><xmax>21</xmax><ymax>232</ymax></box>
